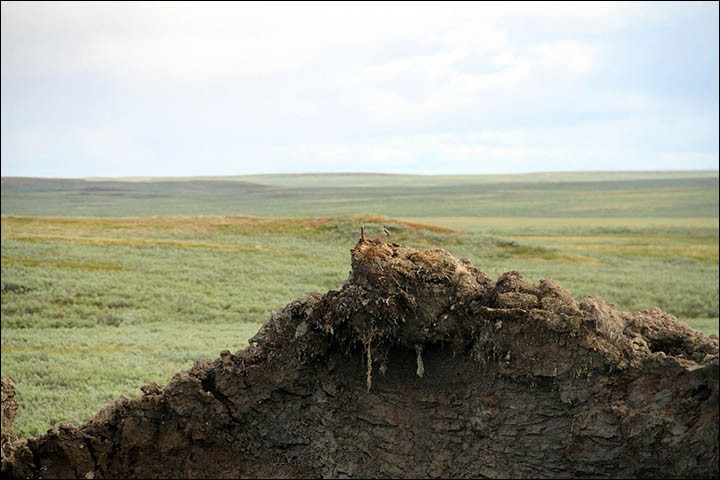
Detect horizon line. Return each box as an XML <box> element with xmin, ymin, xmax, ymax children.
<box><xmin>2</xmin><ymin>168</ymin><xmax>718</xmax><ymax>181</ymax></box>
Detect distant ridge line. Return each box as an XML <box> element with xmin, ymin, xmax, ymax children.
<box><xmin>1</xmin><ymin>169</ymin><xmax>717</xmax><ymax>182</ymax></box>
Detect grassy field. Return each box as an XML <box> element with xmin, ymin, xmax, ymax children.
<box><xmin>1</xmin><ymin>171</ymin><xmax>718</xmax><ymax>439</ymax></box>
<box><xmin>3</xmin><ymin>171</ymin><xmax>718</xmax><ymax>218</ymax></box>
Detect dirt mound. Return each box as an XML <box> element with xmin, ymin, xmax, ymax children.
<box><xmin>1</xmin><ymin>378</ymin><xmax>19</xmax><ymax>454</ymax></box>
<box><xmin>2</xmin><ymin>239</ymin><xmax>718</xmax><ymax>478</ymax></box>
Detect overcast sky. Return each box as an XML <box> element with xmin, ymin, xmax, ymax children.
<box><xmin>1</xmin><ymin>1</ymin><xmax>718</xmax><ymax>177</ymax></box>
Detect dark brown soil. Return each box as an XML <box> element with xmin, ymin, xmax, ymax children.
<box><xmin>2</xmin><ymin>239</ymin><xmax>718</xmax><ymax>478</ymax></box>
<box><xmin>1</xmin><ymin>378</ymin><xmax>19</xmax><ymax>454</ymax></box>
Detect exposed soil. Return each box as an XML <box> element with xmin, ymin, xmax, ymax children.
<box><xmin>2</xmin><ymin>239</ymin><xmax>718</xmax><ymax>478</ymax></box>
<box><xmin>1</xmin><ymin>378</ymin><xmax>18</xmax><ymax>454</ymax></box>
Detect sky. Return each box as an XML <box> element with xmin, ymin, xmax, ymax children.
<box><xmin>1</xmin><ymin>1</ymin><xmax>718</xmax><ymax>178</ymax></box>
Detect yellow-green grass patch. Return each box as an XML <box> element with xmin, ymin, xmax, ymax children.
<box><xmin>503</xmin><ymin>235</ymin><xmax>719</xmax><ymax>263</ymax></box>
<box><xmin>2</xmin><ymin>256</ymin><xmax>126</xmax><ymax>271</ymax></box>
<box><xmin>400</xmin><ymin>216</ymin><xmax>719</xmax><ymax>231</ymax></box>
<box><xmin>1</xmin><ymin>321</ymin><xmax>262</xmax><ymax>439</ymax></box>
<box><xmin>552</xmin><ymin>243</ymin><xmax>717</xmax><ymax>263</ymax></box>
<box><xmin>1</xmin><ymin>234</ymin><xmax>288</xmax><ymax>253</ymax></box>
<box><xmin>2</xmin><ymin>214</ymin><xmax>460</xmax><ymax>237</ymax></box>
<box><xmin>682</xmin><ymin>318</ymin><xmax>719</xmax><ymax>337</ymax></box>
<box><xmin>498</xmin><ymin>243</ymin><xmax>598</xmax><ymax>264</ymax></box>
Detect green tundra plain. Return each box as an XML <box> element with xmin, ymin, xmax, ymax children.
<box><xmin>1</xmin><ymin>171</ymin><xmax>718</xmax><ymax>438</ymax></box>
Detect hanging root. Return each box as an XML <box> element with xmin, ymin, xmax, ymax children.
<box><xmin>415</xmin><ymin>344</ymin><xmax>425</xmax><ymax>378</ymax></box>
<box><xmin>366</xmin><ymin>340</ymin><xmax>373</xmax><ymax>391</ymax></box>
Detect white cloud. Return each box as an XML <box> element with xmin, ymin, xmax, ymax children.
<box><xmin>528</xmin><ymin>41</ymin><xmax>596</xmax><ymax>74</ymax></box>
<box><xmin>351</xmin><ymin>38</ymin><xmax>599</xmax><ymax>122</ymax></box>
<box><xmin>0</xmin><ymin>1</ymin><xmax>639</xmax><ymax>82</ymax></box>
<box><xmin>231</xmin><ymin>110</ymin><xmax>717</xmax><ymax>175</ymax></box>
<box><xmin>348</xmin><ymin>51</ymin><xmax>468</xmax><ymax>85</ymax></box>
<box><xmin>1</xmin><ymin>1</ymin><xmax>717</xmax><ymax>176</ymax></box>
<box><xmin>2</xmin><ymin>2</ymin><xmax>469</xmax><ymax>81</ymax></box>
<box><xmin>3</xmin><ymin>125</ymin><xmax>152</xmax><ymax>176</ymax></box>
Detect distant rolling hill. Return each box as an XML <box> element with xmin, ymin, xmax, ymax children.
<box><xmin>1</xmin><ymin>171</ymin><xmax>717</xmax><ymax>219</ymax></box>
